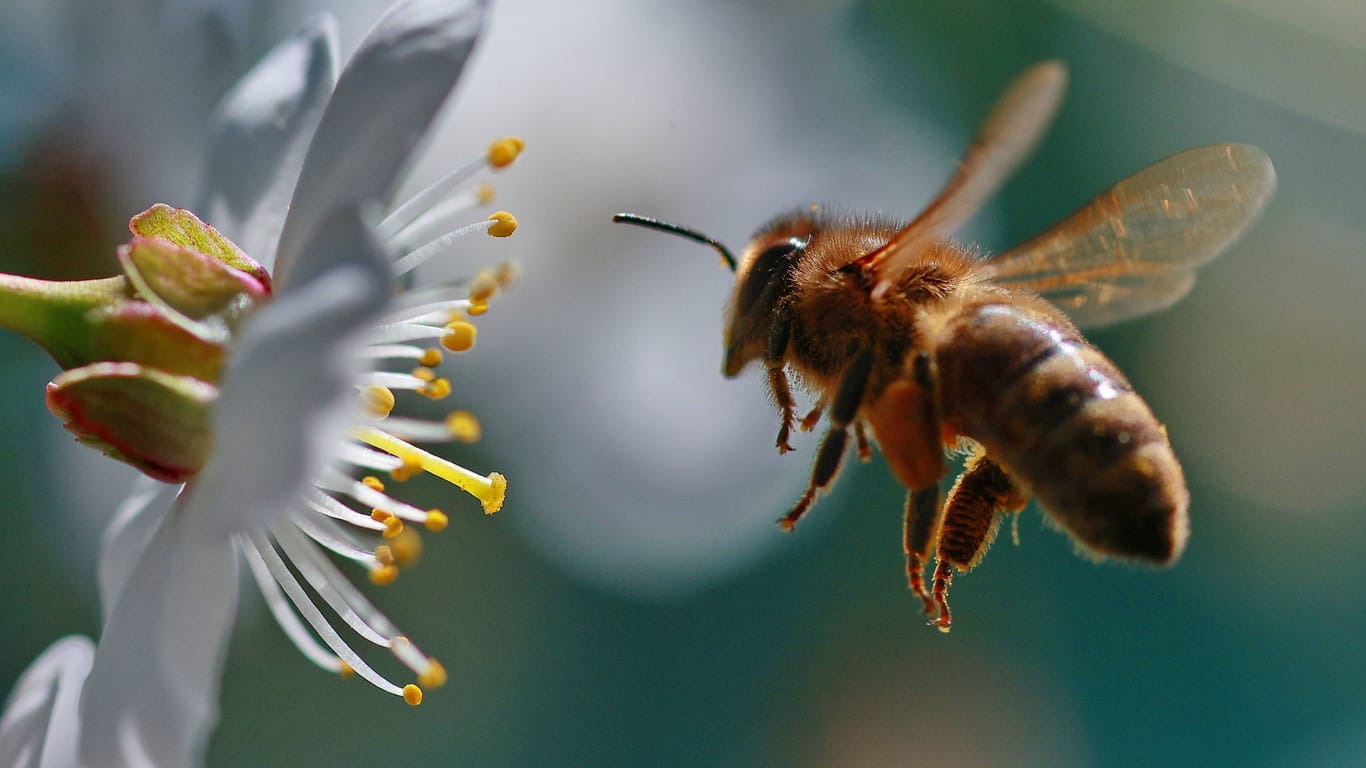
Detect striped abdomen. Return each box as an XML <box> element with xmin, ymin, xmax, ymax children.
<box><xmin>933</xmin><ymin>302</ymin><xmax>1189</xmax><ymax>563</ymax></box>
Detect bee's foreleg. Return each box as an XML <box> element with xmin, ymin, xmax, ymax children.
<box><xmin>778</xmin><ymin>349</ymin><xmax>874</xmax><ymax>532</ymax></box>
<box><xmin>765</xmin><ymin>305</ymin><xmax>797</xmax><ymax>454</ymax></box>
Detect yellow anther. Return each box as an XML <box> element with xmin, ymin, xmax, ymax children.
<box><xmin>354</xmin><ymin>427</ymin><xmax>507</xmax><ymax>513</ymax></box>
<box><xmin>487</xmin><ymin>211</ymin><xmax>517</xmax><ymax>238</ymax></box>
<box><xmin>361</xmin><ymin>385</ymin><xmax>396</xmax><ymax>418</ymax></box>
<box><xmin>419</xmin><ymin>347</ymin><xmax>444</xmax><ymax>367</ymax></box>
<box><xmin>446</xmin><ymin>411</ymin><xmax>481</xmax><ymax>443</ymax></box>
<box><xmin>425</xmin><ymin>510</ymin><xmax>449</xmax><ymax>532</ymax></box>
<box><xmin>418</xmin><ymin>661</ymin><xmax>448</xmax><ymax>690</ymax></box>
<box><xmin>469</xmin><ymin>270</ymin><xmax>499</xmax><ymax>303</ymax></box>
<box><xmin>390</xmin><ymin>527</ymin><xmax>423</xmax><ymax>567</ymax></box>
<box><xmin>441</xmin><ymin>321</ymin><xmax>477</xmax><ymax>352</ymax></box>
<box><xmin>369</xmin><ymin>564</ymin><xmax>399</xmax><ymax>585</ymax></box>
<box><xmin>467</xmin><ymin>301</ymin><xmax>489</xmax><ymax>316</ymax></box>
<box><xmin>382</xmin><ymin>516</ymin><xmax>405</xmax><ymax>539</ymax></box>
<box><xmin>403</xmin><ymin>684</ymin><xmax>423</xmax><ymax>707</ymax></box>
<box><xmin>362</xmin><ymin>476</ymin><xmax>386</xmax><ymax>492</ymax></box>
<box><xmin>390</xmin><ymin>460</ymin><xmax>421</xmax><ymax>482</ymax></box>
<box><xmin>338</xmin><ymin>660</ymin><xmax>355</xmax><ymax>679</ymax></box>
<box><xmin>374</xmin><ymin>544</ymin><xmax>395</xmax><ymax>565</ymax></box>
<box><xmin>420</xmin><ymin>378</ymin><xmax>452</xmax><ymax>400</ymax></box>
<box><xmin>371</xmin><ymin>508</ymin><xmax>391</xmax><ymax>522</ymax></box>
<box><xmin>412</xmin><ymin>367</ymin><xmax>436</xmax><ymax>382</ymax></box>
<box><xmin>476</xmin><ymin>182</ymin><xmax>495</xmax><ymax>205</ymax></box>
<box><xmin>495</xmin><ymin>259</ymin><xmax>521</xmax><ymax>289</ymax></box>
<box><xmin>487</xmin><ymin>136</ymin><xmax>524</xmax><ymax>168</ymax></box>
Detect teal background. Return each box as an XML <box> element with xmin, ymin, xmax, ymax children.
<box><xmin>3</xmin><ymin>1</ymin><xmax>1364</xmax><ymax>766</ymax></box>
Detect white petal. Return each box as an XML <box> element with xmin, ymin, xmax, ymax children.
<box><xmin>272</xmin><ymin>0</ymin><xmax>487</xmax><ymax>292</ymax></box>
<box><xmin>77</xmin><ymin>504</ymin><xmax>238</xmax><ymax>768</ymax></box>
<box><xmin>97</xmin><ymin>477</ymin><xmax>180</xmax><ymax>625</ymax></box>
<box><xmin>198</xmin><ymin>14</ymin><xmax>339</xmax><ymax>270</ymax></box>
<box><xmin>190</xmin><ymin>205</ymin><xmax>391</xmax><ymax>539</ymax></box>
<box><xmin>0</xmin><ymin>636</ymin><xmax>93</xmax><ymax>768</ymax></box>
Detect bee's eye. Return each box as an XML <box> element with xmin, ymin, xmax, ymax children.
<box><xmin>737</xmin><ymin>238</ymin><xmax>806</xmax><ymax>313</ymax></box>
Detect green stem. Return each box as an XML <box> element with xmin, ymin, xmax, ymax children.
<box><xmin>0</xmin><ymin>273</ymin><xmax>130</xmax><ymax>368</ymax></box>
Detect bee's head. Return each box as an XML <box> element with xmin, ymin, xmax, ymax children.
<box><xmin>612</xmin><ymin>212</ymin><xmax>809</xmax><ymax>377</ymax></box>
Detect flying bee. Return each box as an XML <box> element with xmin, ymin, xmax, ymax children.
<box><xmin>614</xmin><ymin>61</ymin><xmax>1275</xmax><ymax>630</ymax></box>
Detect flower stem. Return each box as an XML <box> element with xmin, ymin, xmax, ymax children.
<box><xmin>0</xmin><ymin>273</ymin><xmax>129</xmax><ymax>367</ymax></box>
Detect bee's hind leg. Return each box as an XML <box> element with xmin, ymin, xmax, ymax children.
<box><xmin>931</xmin><ymin>452</ymin><xmax>1029</xmax><ymax>632</ymax></box>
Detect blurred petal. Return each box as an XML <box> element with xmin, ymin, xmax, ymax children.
<box><xmin>97</xmin><ymin>477</ymin><xmax>179</xmax><ymax>624</ymax></box>
<box><xmin>78</xmin><ymin>507</ymin><xmax>237</xmax><ymax>768</ymax></box>
<box><xmin>273</xmin><ymin>0</ymin><xmax>486</xmax><ymax>291</ymax></box>
<box><xmin>191</xmin><ymin>206</ymin><xmax>391</xmax><ymax>539</ymax></box>
<box><xmin>199</xmin><ymin>15</ymin><xmax>339</xmax><ymax>270</ymax></box>
<box><xmin>0</xmin><ymin>636</ymin><xmax>93</xmax><ymax>768</ymax></box>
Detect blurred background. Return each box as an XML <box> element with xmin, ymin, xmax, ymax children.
<box><xmin>3</xmin><ymin>0</ymin><xmax>1364</xmax><ymax>765</ymax></box>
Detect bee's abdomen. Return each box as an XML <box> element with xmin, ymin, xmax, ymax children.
<box><xmin>934</xmin><ymin>303</ymin><xmax>1189</xmax><ymax>564</ymax></box>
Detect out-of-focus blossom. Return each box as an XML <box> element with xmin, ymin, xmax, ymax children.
<box><xmin>0</xmin><ymin>0</ymin><xmax>522</xmax><ymax>764</ymax></box>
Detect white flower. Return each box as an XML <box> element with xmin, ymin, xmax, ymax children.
<box><xmin>0</xmin><ymin>0</ymin><xmax>521</xmax><ymax>765</ymax></box>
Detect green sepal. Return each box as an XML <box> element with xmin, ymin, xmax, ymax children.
<box><xmin>86</xmin><ymin>301</ymin><xmax>227</xmax><ymax>381</ymax></box>
<box><xmin>129</xmin><ymin>204</ymin><xmax>272</xmax><ymax>291</ymax></box>
<box><xmin>46</xmin><ymin>362</ymin><xmax>217</xmax><ymax>483</ymax></box>
<box><xmin>118</xmin><ymin>235</ymin><xmax>268</xmax><ymax>325</ymax></box>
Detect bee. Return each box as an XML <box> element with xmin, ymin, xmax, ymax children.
<box><xmin>614</xmin><ymin>61</ymin><xmax>1275</xmax><ymax>630</ymax></box>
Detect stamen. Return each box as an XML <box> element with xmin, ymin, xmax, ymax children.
<box><xmin>324</xmin><ymin>469</ymin><xmax>442</xmax><ymax>528</ymax></box>
<box><xmin>384</xmin><ymin>298</ymin><xmax>475</xmax><ymax>326</ymax></box>
<box><xmin>291</xmin><ymin>512</ymin><xmax>382</xmax><ymax>568</ymax></box>
<box><xmin>418</xmin><ymin>660</ymin><xmax>448</xmax><ymax>689</ymax></box>
<box><xmin>419</xmin><ymin>378</ymin><xmax>452</xmax><ymax>400</ymax></box>
<box><xmin>495</xmin><ymin>260</ymin><xmax>521</xmax><ymax>288</ymax></box>
<box><xmin>238</xmin><ymin>535</ymin><xmax>347</xmax><ymax>675</ymax></box>
<box><xmin>487</xmin><ymin>136</ymin><xmax>525</xmax><ymax>168</ymax></box>
<box><xmin>486</xmin><ymin>211</ymin><xmax>517</xmax><ymax>238</ymax></box>
<box><xmin>273</xmin><ymin>525</ymin><xmax>394</xmax><ymax>647</ymax></box>
<box><xmin>352</xmin><ymin>426</ymin><xmax>506</xmax><ymax>513</ymax></box>
<box><xmin>377</xmin><ymin>412</ymin><xmax>481</xmax><ymax>444</ymax></box>
<box><xmin>363</xmin><ymin>371</ymin><xmax>435</xmax><ymax>392</ymax></box>
<box><xmin>378</xmin><ymin>156</ymin><xmax>488</xmax><ymax>240</ymax></box>
<box><xmin>388</xmin><ymin>526</ymin><xmax>422</xmax><ymax>567</ymax></box>
<box><xmin>360</xmin><ymin>385</ymin><xmax>396</xmax><ymax>418</ymax></box>
<box><xmin>441</xmin><ymin>321</ymin><xmax>477</xmax><ymax>352</ymax></box>
<box><xmin>334</xmin><ymin>442</ymin><xmax>404</xmax><ymax>473</ymax></box>
<box><xmin>357</xmin><ymin>344</ymin><xmax>443</xmax><ymax>367</ymax></box>
<box><xmin>468</xmin><ymin>270</ymin><xmax>499</xmax><ymax>303</ymax></box>
<box><xmin>241</xmin><ymin>534</ymin><xmax>406</xmax><ymax>697</ymax></box>
<box><xmin>403</xmin><ymin>685</ymin><xmax>423</xmax><ymax>706</ymax></box>
<box><xmin>390</xmin><ymin>636</ymin><xmax>444</xmax><ymax>689</ymax></box>
<box><xmin>447</xmin><ymin>411</ymin><xmax>481</xmax><ymax>443</ymax></box>
<box><xmin>393</xmin><ymin>220</ymin><xmax>497</xmax><ymax>276</ymax></box>
<box><xmin>364</xmin><ymin>321</ymin><xmax>456</xmax><ymax>345</ymax></box>
<box><xmin>305</xmin><ymin>490</ymin><xmax>386</xmax><ymax>532</ymax></box>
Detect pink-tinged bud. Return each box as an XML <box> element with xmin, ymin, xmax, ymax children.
<box><xmin>129</xmin><ymin>204</ymin><xmax>271</xmax><ymax>292</ymax></box>
<box><xmin>0</xmin><ymin>203</ymin><xmax>271</xmax><ymax>481</ymax></box>
<box><xmin>46</xmin><ymin>362</ymin><xmax>217</xmax><ymax>483</ymax></box>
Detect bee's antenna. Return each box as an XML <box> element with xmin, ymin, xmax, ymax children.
<box><xmin>612</xmin><ymin>213</ymin><xmax>737</xmax><ymax>272</ymax></box>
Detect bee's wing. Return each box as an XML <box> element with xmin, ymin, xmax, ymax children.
<box><xmin>982</xmin><ymin>144</ymin><xmax>1276</xmax><ymax>328</ymax></box>
<box><xmin>869</xmin><ymin>61</ymin><xmax>1068</xmax><ymax>297</ymax></box>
